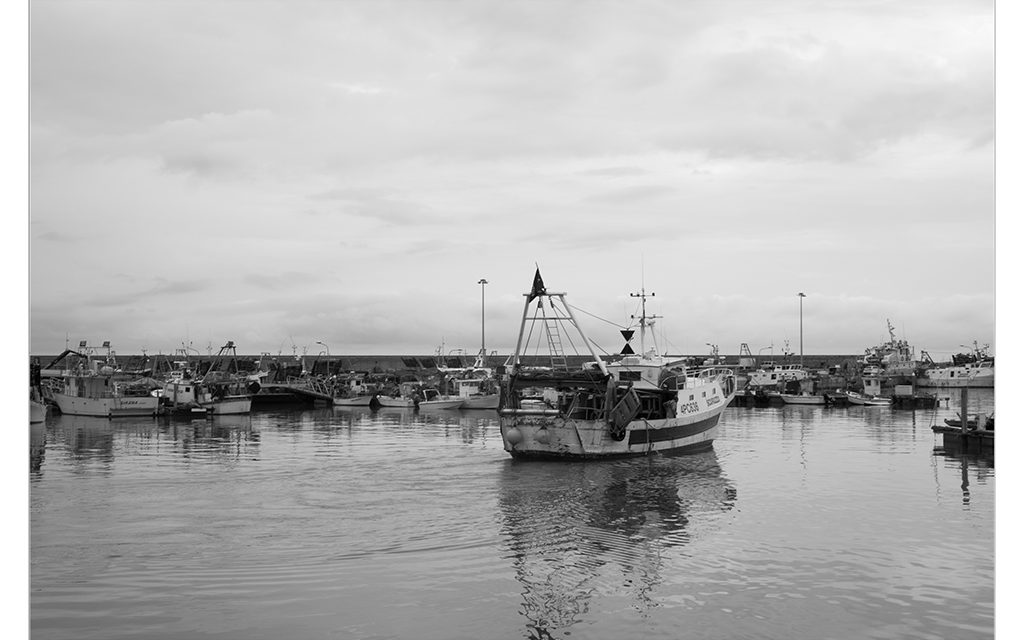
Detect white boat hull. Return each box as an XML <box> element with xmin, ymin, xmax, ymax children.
<box><xmin>500</xmin><ymin>407</ymin><xmax>725</xmax><ymax>459</ymax></box>
<box><xmin>846</xmin><ymin>392</ymin><xmax>892</xmax><ymax>406</ymax></box>
<box><xmin>332</xmin><ymin>395</ymin><xmax>377</xmax><ymax>407</ymax></box>
<box><xmin>30</xmin><ymin>400</ymin><xmax>47</xmax><ymax>423</ymax></box>
<box><xmin>201</xmin><ymin>396</ymin><xmax>252</xmax><ymax>415</ymax></box>
<box><xmin>377</xmin><ymin>396</ymin><xmax>414</xmax><ymax>408</ymax></box>
<box><xmin>419</xmin><ymin>399</ymin><xmax>464</xmax><ymax>410</ymax></box>
<box><xmin>52</xmin><ymin>392</ymin><xmax>159</xmax><ymax>417</ymax></box>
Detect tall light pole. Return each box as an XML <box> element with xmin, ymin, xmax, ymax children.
<box><xmin>316</xmin><ymin>340</ymin><xmax>330</xmax><ymax>376</ymax></box>
<box><xmin>478</xmin><ymin>279</ymin><xmax>488</xmax><ymax>363</ymax></box>
<box><xmin>797</xmin><ymin>293</ymin><xmax>806</xmax><ymax>367</ymax></box>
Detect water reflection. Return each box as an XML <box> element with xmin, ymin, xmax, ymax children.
<box><xmin>931</xmin><ymin>448</ymin><xmax>994</xmax><ymax>509</ymax></box>
<box><xmin>44</xmin><ymin>414</ymin><xmax>260</xmax><ymax>469</ymax></box>
<box><xmin>497</xmin><ymin>451</ymin><xmax>736</xmax><ymax>638</ymax></box>
<box><xmin>30</xmin><ymin>423</ymin><xmax>46</xmax><ymax>476</ymax></box>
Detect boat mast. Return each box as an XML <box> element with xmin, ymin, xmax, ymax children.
<box><xmin>629</xmin><ymin>286</ymin><xmax>659</xmax><ymax>355</ymax></box>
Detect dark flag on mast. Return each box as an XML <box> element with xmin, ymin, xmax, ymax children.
<box><xmin>527</xmin><ymin>268</ymin><xmax>546</xmax><ymax>302</ymax></box>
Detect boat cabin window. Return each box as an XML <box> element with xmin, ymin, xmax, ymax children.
<box><xmin>618</xmin><ymin>371</ymin><xmax>642</xmax><ymax>382</ymax></box>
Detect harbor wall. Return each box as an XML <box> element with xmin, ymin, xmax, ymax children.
<box><xmin>33</xmin><ymin>352</ymin><xmax>864</xmax><ymax>375</ymax></box>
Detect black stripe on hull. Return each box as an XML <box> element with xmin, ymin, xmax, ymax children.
<box><xmin>508</xmin><ymin>437</ymin><xmax>715</xmax><ymax>461</ymax></box>
<box><xmin>627</xmin><ymin>414</ymin><xmax>720</xmax><ymax>447</ymax></box>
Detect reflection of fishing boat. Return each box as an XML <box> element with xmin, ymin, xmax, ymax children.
<box><xmin>498</xmin><ymin>451</ymin><xmax>735</xmax><ymax>636</ymax></box>
<box><xmin>780</xmin><ymin>392</ymin><xmax>826</xmax><ymax>405</ymax></box>
<box><xmin>498</xmin><ymin>270</ymin><xmax>736</xmax><ymax>459</ymax></box>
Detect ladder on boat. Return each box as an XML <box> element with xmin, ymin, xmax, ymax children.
<box><xmin>544</xmin><ymin>318</ymin><xmax>568</xmax><ymax>370</ymax></box>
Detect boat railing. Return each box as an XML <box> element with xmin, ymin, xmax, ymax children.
<box><xmin>685</xmin><ymin>367</ymin><xmax>734</xmax><ymax>381</ymax></box>
<box><xmin>658</xmin><ymin>367</ymin><xmax>733</xmax><ymax>390</ymax></box>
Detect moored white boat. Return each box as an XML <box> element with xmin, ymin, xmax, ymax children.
<box><xmin>332</xmin><ymin>394</ymin><xmax>378</xmax><ymax>407</ymax></box>
<box><xmin>418</xmin><ymin>388</ymin><xmax>464</xmax><ymax>409</ymax></box>
<box><xmin>157</xmin><ymin>343</ymin><xmax>256</xmax><ymax>416</ymax></box>
<box><xmin>44</xmin><ymin>342</ymin><xmax>160</xmax><ymax>417</ymax></box>
<box><xmin>51</xmin><ymin>373</ymin><xmax>160</xmax><ymax>417</ymax></box>
<box><xmin>916</xmin><ymin>360</ymin><xmax>994</xmax><ymax>388</ymax></box>
<box><xmin>30</xmin><ymin>388</ymin><xmax>48</xmax><ymax>423</ymax></box>
<box><xmin>376</xmin><ymin>395</ymin><xmax>414</xmax><ymax>408</ymax></box>
<box><xmin>498</xmin><ymin>270</ymin><xmax>736</xmax><ymax>460</ymax></box>
<box><xmin>746</xmin><ymin>364</ymin><xmax>809</xmax><ymax>389</ymax></box>
<box><xmin>845</xmin><ymin>390</ymin><xmax>893</xmax><ymax>406</ymax></box>
<box><xmin>453</xmin><ymin>375</ymin><xmax>500</xmax><ymax>409</ymax></box>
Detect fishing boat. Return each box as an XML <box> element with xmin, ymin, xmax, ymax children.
<box><xmin>46</xmin><ymin>342</ymin><xmax>161</xmax><ymax>417</ymax></box>
<box><xmin>916</xmin><ymin>343</ymin><xmax>994</xmax><ymax>388</ymax></box>
<box><xmin>330</xmin><ymin>372</ymin><xmax>380</xmax><ymax>407</ymax></box>
<box><xmin>157</xmin><ymin>342</ymin><xmax>256</xmax><ymax>415</ymax></box>
<box><xmin>332</xmin><ymin>394</ymin><xmax>378</xmax><ymax>407</ymax></box>
<box><xmin>845</xmin><ymin>390</ymin><xmax>893</xmax><ymax>406</ymax></box>
<box><xmin>417</xmin><ymin>388</ymin><xmax>464</xmax><ymax>410</ymax></box>
<box><xmin>376</xmin><ymin>395</ymin><xmax>415</xmax><ymax>408</ymax></box>
<box><xmin>498</xmin><ymin>270</ymin><xmax>736</xmax><ymax>459</ymax></box>
<box><xmin>448</xmin><ymin>353</ymin><xmax>500</xmax><ymax>409</ymax></box>
<box><xmin>746</xmin><ymin>363</ymin><xmax>809</xmax><ymax>389</ymax></box>
<box><xmin>943</xmin><ymin>412</ymin><xmax>994</xmax><ymax>429</ymax></box>
<box><xmin>780</xmin><ymin>393</ymin><xmax>826</xmax><ymax>405</ymax></box>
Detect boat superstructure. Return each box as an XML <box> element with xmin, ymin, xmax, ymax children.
<box><xmin>746</xmin><ymin>363</ymin><xmax>809</xmax><ymax>389</ymax></box>
<box><xmin>498</xmin><ymin>270</ymin><xmax>735</xmax><ymax>459</ymax></box>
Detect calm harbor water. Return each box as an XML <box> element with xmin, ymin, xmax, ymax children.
<box><xmin>30</xmin><ymin>392</ymin><xmax>995</xmax><ymax>640</ymax></box>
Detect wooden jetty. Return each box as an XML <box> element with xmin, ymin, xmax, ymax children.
<box><xmin>931</xmin><ymin>388</ymin><xmax>993</xmax><ymax>453</ymax></box>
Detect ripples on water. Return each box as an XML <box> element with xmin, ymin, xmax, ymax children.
<box><xmin>30</xmin><ymin>394</ymin><xmax>994</xmax><ymax>640</ymax></box>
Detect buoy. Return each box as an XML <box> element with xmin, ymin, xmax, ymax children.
<box><xmin>505</xmin><ymin>427</ymin><xmax>523</xmax><ymax>445</ymax></box>
<box><xmin>535</xmin><ymin>428</ymin><xmax>550</xmax><ymax>444</ymax></box>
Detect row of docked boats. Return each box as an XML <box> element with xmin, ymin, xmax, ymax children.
<box><xmin>33</xmin><ymin>339</ymin><xmax>505</xmax><ymax>419</ymax></box>
<box><xmin>859</xmin><ymin>323</ymin><xmax>994</xmax><ymax>390</ymax></box>
<box><xmin>777</xmin><ymin>390</ymin><xmax>893</xmax><ymax>406</ymax></box>
<box><xmin>35</xmin><ymin>341</ymin><xmax>260</xmax><ymax>418</ymax></box>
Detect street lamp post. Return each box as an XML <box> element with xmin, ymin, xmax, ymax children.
<box><xmin>797</xmin><ymin>293</ymin><xmax>806</xmax><ymax>367</ymax></box>
<box><xmin>316</xmin><ymin>340</ymin><xmax>330</xmax><ymax>376</ymax></box>
<box><xmin>478</xmin><ymin>279</ymin><xmax>488</xmax><ymax>364</ymax></box>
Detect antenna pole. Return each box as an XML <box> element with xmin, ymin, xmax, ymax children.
<box><xmin>630</xmin><ymin>287</ymin><xmax>660</xmax><ymax>355</ymax></box>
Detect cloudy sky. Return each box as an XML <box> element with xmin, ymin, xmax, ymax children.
<box><xmin>26</xmin><ymin>0</ymin><xmax>997</xmax><ymax>360</ymax></box>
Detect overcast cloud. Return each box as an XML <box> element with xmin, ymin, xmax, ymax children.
<box><xmin>28</xmin><ymin>0</ymin><xmax>995</xmax><ymax>360</ymax></box>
